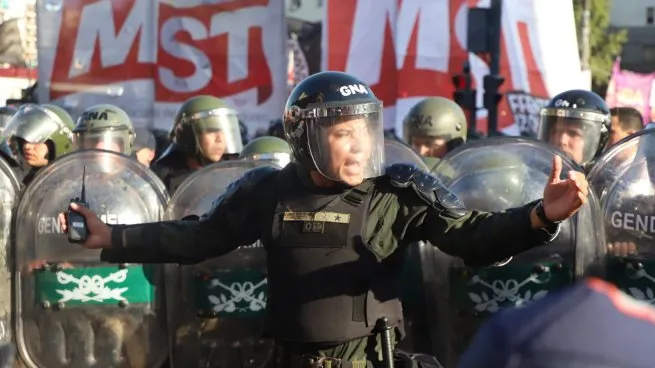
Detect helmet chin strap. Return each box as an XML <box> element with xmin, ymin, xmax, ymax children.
<box><xmin>46</xmin><ymin>140</ymin><xmax>56</xmax><ymax>162</ymax></box>
<box><xmin>446</xmin><ymin>137</ymin><xmax>465</xmax><ymax>152</ymax></box>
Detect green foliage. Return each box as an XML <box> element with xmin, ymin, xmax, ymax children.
<box><xmin>573</xmin><ymin>0</ymin><xmax>627</xmax><ymax>92</ymax></box>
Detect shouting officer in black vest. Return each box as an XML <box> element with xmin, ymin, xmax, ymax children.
<box><xmin>59</xmin><ymin>71</ymin><xmax>590</xmax><ymax>368</ymax></box>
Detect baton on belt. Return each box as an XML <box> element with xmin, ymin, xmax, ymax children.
<box><xmin>375</xmin><ymin>317</ymin><xmax>394</xmax><ymax>368</ymax></box>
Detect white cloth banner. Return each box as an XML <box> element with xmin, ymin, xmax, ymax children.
<box><xmin>322</xmin><ymin>0</ymin><xmax>586</xmax><ymax>136</ymax></box>
<box><xmin>37</xmin><ymin>0</ymin><xmax>287</xmax><ymax>134</ymax></box>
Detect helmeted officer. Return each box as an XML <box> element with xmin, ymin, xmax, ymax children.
<box><xmin>403</xmin><ymin>97</ymin><xmax>468</xmax><ymax>167</ymax></box>
<box><xmin>72</xmin><ymin>104</ymin><xmax>136</xmax><ymax>155</ymax></box>
<box><xmin>537</xmin><ymin>89</ymin><xmax>610</xmax><ymax>171</ymax></box>
<box><xmin>239</xmin><ymin>136</ymin><xmax>292</xmax><ymax>168</ymax></box>
<box><xmin>152</xmin><ymin>95</ymin><xmax>243</xmax><ymax>193</ymax></box>
<box><xmin>4</xmin><ymin>104</ymin><xmax>76</xmax><ymax>186</ymax></box>
<box><xmin>60</xmin><ymin>71</ymin><xmax>590</xmax><ymax>368</ymax></box>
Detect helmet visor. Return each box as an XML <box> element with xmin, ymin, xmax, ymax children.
<box><xmin>74</xmin><ymin>129</ymin><xmax>133</xmax><ymax>155</ymax></box>
<box><xmin>242</xmin><ymin>152</ymin><xmax>291</xmax><ymax>168</ymax></box>
<box><xmin>538</xmin><ymin>108</ymin><xmax>606</xmax><ymax>165</ymax></box>
<box><xmin>305</xmin><ymin>102</ymin><xmax>385</xmax><ymax>182</ymax></box>
<box><xmin>4</xmin><ymin>105</ymin><xmax>61</xmax><ymax>145</ymax></box>
<box><xmin>188</xmin><ymin>108</ymin><xmax>243</xmax><ymax>156</ymax></box>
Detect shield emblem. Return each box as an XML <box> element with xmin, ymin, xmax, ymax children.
<box><xmin>589</xmin><ymin>129</ymin><xmax>655</xmax><ymax>305</ymax></box>
<box><xmin>165</xmin><ymin>160</ymin><xmax>279</xmax><ymax>368</ymax></box>
<box><xmin>425</xmin><ymin>137</ymin><xmax>605</xmax><ymax>367</ymax></box>
<box><xmin>14</xmin><ymin>150</ymin><xmax>169</xmax><ymax>368</ymax></box>
<box><xmin>384</xmin><ymin>139</ymin><xmax>430</xmax><ymax>170</ymax></box>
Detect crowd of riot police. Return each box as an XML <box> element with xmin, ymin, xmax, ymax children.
<box><xmin>0</xmin><ymin>73</ymin><xmax>653</xmax><ymax>368</ymax></box>
<box><xmin>0</xmin><ymin>96</ymin><xmax>296</xmax><ymax>368</ymax></box>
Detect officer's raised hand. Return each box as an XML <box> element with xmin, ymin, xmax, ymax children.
<box><xmin>537</xmin><ymin>155</ymin><xmax>589</xmax><ymax>226</ymax></box>
<box><xmin>58</xmin><ymin>203</ymin><xmax>111</xmax><ymax>249</ymax></box>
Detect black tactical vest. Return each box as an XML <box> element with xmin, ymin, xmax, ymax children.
<box><xmin>265</xmin><ymin>174</ymin><xmax>404</xmax><ymax>343</ymax></box>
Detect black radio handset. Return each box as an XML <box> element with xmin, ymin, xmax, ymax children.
<box><xmin>67</xmin><ymin>166</ymin><xmax>90</xmax><ymax>243</ymax></box>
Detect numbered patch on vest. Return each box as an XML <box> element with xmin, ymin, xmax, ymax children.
<box><xmin>303</xmin><ymin>221</ymin><xmax>324</xmax><ymax>233</ymax></box>
<box><xmin>284</xmin><ymin>211</ymin><xmax>351</xmax><ymax>234</ymax></box>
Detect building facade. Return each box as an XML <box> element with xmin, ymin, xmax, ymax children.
<box><xmin>0</xmin><ymin>0</ymin><xmax>37</xmax><ymax>67</ymax></box>
<box><xmin>611</xmin><ymin>0</ymin><xmax>655</xmax><ymax>73</ymax></box>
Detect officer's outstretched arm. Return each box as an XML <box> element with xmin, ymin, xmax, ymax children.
<box><xmin>420</xmin><ymin>202</ymin><xmax>558</xmax><ymax>267</ymax></box>
<box><xmin>387</xmin><ymin>164</ymin><xmax>559</xmax><ymax>267</ymax></box>
<box><xmin>101</xmin><ymin>166</ymin><xmax>279</xmax><ymax>264</ymax></box>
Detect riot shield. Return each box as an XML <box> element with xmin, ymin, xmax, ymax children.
<box><xmin>165</xmin><ymin>160</ymin><xmax>279</xmax><ymax>368</ymax></box>
<box><xmin>588</xmin><ymin>129</ymin><xmax>655</xmax><ymax>305</ymax></box>
<box><xmin>13</xmin><ymin>150</ymin><xmax>170</xmax><ymax>368</ymax></box>
<box><xmin>382</xmin><ymin>139</ymin><xmax>432</xmax><ymax>352</ymax></box>
<box><xmin>426</xmin><ymin>137</ymin><xmax>605</xmax><ymax>367</ymax></box>
<box><xmin>384</xmin><ymin>139</ymin><xmax>430</xmax><ymax>170</ymax></box>
<box><xmin>0</xmin><ymin>158</ymin><xmax>19</xmax><ymax>346</ymax></box>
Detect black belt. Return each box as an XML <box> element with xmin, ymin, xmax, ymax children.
<box><xmin>289</xmin><ymin>354</ymin><xmax>372</xmax><ymax>368</ymax></box>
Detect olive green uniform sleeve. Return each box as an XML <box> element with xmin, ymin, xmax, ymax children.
<box><xmin>100</xmin><ymin>167</ymin><xmax>278</xmax><ymax>264</ymax></box>
<box><xmin>417</xmin><ymin>201</ymin><xmax>559</xmax><ymax>266</ymax></box>
<box><xmin>366</xmin><ymin>179</ymin><xmax>559</xmax><ymax>266</ymax></box>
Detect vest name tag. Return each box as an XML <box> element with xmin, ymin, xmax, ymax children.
<box><xmin>283</xmin><ymin>211</ymin><xmax>351</xmax><ymax>224</ymax></box>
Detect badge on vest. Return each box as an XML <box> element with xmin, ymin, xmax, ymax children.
<box><xmin>283</xmin><ymin>211</ymin><xmax>351</xmax><ymax>224</ymax></box>
<box><xmin>283</xmin><ymin>211</ymin><xmax>350</xmax><ymax>233</ymax></box>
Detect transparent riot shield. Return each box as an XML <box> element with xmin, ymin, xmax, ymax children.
<box><xmin>165</xmin><ymin>160</ymin><xmax>279</xmax><ymax>368</ymax></box>
<box><xmin>0</xmin><ymin>158</ymin><xmax>19</xmax><ymax>346</ymax></box>
<box><xmin>382</xmin><ymin>140</ymin><xmax>432</xmax><ymax>352</ymax></box>
<box><xmin>425</xmin><ymin>137</ymin><xmax>605</xmax><ymax>367</ymax></box>
<box><xmin>589</xmin><ymin>129</ymin><xmax>655</xmax><ymax>305</ymax></box>
<box><xmin>384</xmin><ymin>139</ymin><xmax>430</xmax><ymax>170</ymax></box>
<box><xmin>14</xmin><ymin>150</ymin><xmax>170</xmax><ymax>368</ymax></box>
